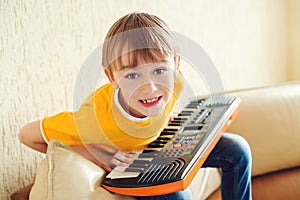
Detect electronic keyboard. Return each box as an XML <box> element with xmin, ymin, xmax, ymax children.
<box><xmin>102</xmin><ymin>95</ymin><xmax>241</xmax><ymax>196</ymax></box>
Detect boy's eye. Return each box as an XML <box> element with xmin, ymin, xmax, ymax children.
<box><xmin>125</xmin><ymin>73</ymin><xmax>139</xmax><ymax>79</ymax></box>
<box><xmin>153</xmin><ymin>68</ymin><xmax>166</xmax><ymax>75</ymax></box>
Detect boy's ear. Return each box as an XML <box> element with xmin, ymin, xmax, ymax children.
<box><xmin>173</xmin><ymin>56</ymin><xmax>181</xmax><ymax>77</ymax></box>
<box><xmin>104</xmin><ymin>69</ymin><xmax>118</xmax><ymax>88</ymax></box>
<box><xmin>176</xmin><ymin>56</ymin><xmax>181</xmax><ymax>70</ymax></box>
<box><xmin>104</xmin><ymin>69</ymin><xmax>113</xmax><ymax>82</ymax></box>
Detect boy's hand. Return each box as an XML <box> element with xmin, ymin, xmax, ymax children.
<box><xmin>168</xmin><ymin>113</ymin><xmax>175</xmax><ymax>122</ymax></box>
<box><xmin>71</xmin><ymin>144</ymin><xmax>133</xmax><ymax>172</ymax></box>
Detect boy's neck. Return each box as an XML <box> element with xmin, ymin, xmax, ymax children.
<box><xmin>114</xmin><ymin>88</ymin><xmax>149</xmax><ymax>122</ymax></box>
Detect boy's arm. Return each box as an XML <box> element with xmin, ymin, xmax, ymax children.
<box><xmin>19</xmin><ymin>121</ymin><xmax>133</xmax><ymax>172</ymax></box>
<box><xmin>71</xmin><ymin>144</ymin><xmax>133</xmax><ymax>172</ymax></box>
<box><xmin>19</xmin><ymin>120</ymin><xmax>48</xmax><ymax>153</ymax></box>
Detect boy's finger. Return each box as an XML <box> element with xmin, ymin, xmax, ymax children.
<box><xmin>90</xmin><ymin>158</ymin><xmax>113</xmax><ymax>172</ymax></box>
<box><xmin>100</xmin><ymin>163</ymin><xmax>113</xmax><ymax>172</ymax></box>
<box><xmin>111</xmin><ymin>158</ymin><xmax>127</xmax><ymax>167</ymax></box>
<box><xmin>114</xmin><ymin>151</ymin><xmax>133</xmax><ymax>163</ymax></box>
<box><xmin>91</xmin><ymin>143</ymin><xmax>118</xmax><ymax>154</ymax></box>
<box><xmin>168</xmin><ymin>114</ymin><xmax>175</xmax><ymax>122</ymax></box>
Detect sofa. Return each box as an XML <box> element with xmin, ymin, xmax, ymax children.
<box><xmin>208</xmin><ymin>81</ymin><xmax>300</xmax><ymax>200</ymax></box>
<box><xmin>11</xmin><ymin>81</ymin><xmax>300</xmax><ymax>200</ymax></box>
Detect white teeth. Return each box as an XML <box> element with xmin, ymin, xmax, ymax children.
<box><xmin>142</xmin><ymin>97</ymin><xmax>159</xmax><ymax>103</ymax></box>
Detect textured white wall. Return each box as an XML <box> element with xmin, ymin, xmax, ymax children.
<box><xmin>0</xmin><ymin>0</ymin><xmax>295</xmax><ymax>199</ymax></box>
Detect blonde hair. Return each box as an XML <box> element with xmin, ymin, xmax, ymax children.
<box><xmin>102</xmin><ymin>12</ymin><xmax>178</xmax><ymax>78</ymax></box>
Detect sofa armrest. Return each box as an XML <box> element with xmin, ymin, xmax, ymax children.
<box><xmin>226</xmin><ymin>82</ymin><xmax>300</xmax><ymax>176</ymax></box>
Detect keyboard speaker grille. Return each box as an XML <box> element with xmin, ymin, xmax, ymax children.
<box><xmin>137</xmin><ymin>158</ymin><xmax>185</xmax><ymax>184</ymax></box>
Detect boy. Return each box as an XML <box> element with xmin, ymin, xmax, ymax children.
<box><xmin>19</xmin><ymin>12</ymin><xmax>252</xmax><ymax>200</ymax></box>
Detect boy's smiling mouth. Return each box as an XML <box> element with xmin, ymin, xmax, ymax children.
<box><xmin>139</xmin><ymin>96</ymin><xmax>162</xmax><ymax>107</ymax></box>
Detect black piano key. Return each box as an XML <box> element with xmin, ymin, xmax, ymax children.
<box><xmin>125</xmin><ymin>167</ymin><xmax>145</xmax><ymax>173</ymax></box>
<box><xmin>160</xmin><ymin>131</ymin><xmax>176</xmax><ymax>136</ymax></box>
<box><xmin>160</xmin><ymin>128</ymin><xmax>178</xmax><ymax>136</ymax></box>
<box><xmin>178</xmin><ymin>110</ymin><xmax>194</xmax><ymax>116</ymax></box>
<box><xmin>142</xmin><ymin>149</ymin><xmax>159</xmax><ymax>153</ymax></box>
<box><xmin>180</xmin><ymin>110</ymin><xmax>194</xmax><ymax>114</ymax></box>
<box><xmin>185</xmin><ymin>103</ymin><xmax>200</xmax><ymax>109</ymax></box>
<box><xmin>132</xmin><ymin>160</ymin><xmax>151</xmax><ymax>165</ymax></box>
<box><xmin>168</xmin><ymin>122</ymin><xmax>182</xmax><ymax>126</ymax></box>
<box><xmin>171</xmin><ymin>120</ymin><xmax>183</xmax><ymax>123</ymax></box>
<box><xmin>164</xmin><ymin>128</ymin><xmax>179</xmax><ymax>131</ymax></box>
<box><xmin>173</xmin><ymin>117</ymin><xmax>187</xmax><ymax>120</ymax></box>
<box><xmin>147</xmin><ymin>142</ymin><xmax>165</xmax><ymax>148</ymax></box>
<box><xmin>129</xmin><ymin>163</ymin><xmax>148</xmax><ymax>168</ymax></box>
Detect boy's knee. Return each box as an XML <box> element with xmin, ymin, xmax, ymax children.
<box><xmin>234</xmin><ymin>135</ymin><xmax>252</xmax><ymax>169</ymax></box>
<box><xmin>238</xmin><ymin>135</ymin><xmax>251</xmax><ymax>159</ymax></box>
<box><xmin>223</xmin><ymin>133</ymin><xmax>252</xmax><ymax>165</ymax></box>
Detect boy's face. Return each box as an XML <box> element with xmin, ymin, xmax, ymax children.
<box><xmin>108</xmin><ymin>53</ymin><xmax>179</xmax><ymax>118</ymax></box>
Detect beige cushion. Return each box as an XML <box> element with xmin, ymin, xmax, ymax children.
<box><xmin>189</xmin><ymin>168</ymin><xmax>221</xmax><ymax>199</ymax></box>
<box><xmin>227</xmin><ymin>82</ymin><xmax>300</xmax><ymax>176</ymax></box>
<box><xmin>29</xmin><ymin>140</ymin><xmax>220</xmax><ymax>200</ymax></box>
<box><xmin>29</xmin><ymin>140</ymin><xmax>135</xmax><ymax>200</ymax></box>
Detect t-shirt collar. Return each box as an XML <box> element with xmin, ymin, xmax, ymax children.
<box><xmin>113</xmin><ymin>88</ymin><xmax>149</xmax><ymax>122</ymax></box>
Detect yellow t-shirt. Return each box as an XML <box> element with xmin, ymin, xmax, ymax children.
<box><xmin>41</xmin><ymin>73</ymin><xmax>184</xmax><ymax>151</ymax></box>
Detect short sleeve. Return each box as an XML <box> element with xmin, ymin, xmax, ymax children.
<box><xmin>41</xmin><ymin>84</ymin><xmax>114</xmax><ymax>146</ymax></box>
<box><xmin>41</xmin><ymin>112</ymin><xmax>83</xmax><ymax>146</ymax></box>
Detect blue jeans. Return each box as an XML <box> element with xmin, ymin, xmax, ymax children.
<box><xmin>135</xmin><ymin>133</ymin><xmax>252</xmax><ymax>200</ymax></box>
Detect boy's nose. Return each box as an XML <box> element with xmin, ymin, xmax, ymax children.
<box><xmin>140</xmin><ymin>82</ymin><xmax>158</xmax><ymax>93</ymax></box>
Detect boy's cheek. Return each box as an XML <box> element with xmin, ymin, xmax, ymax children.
<box><xmin>155</xmin><ymin>77</ymin><xmax>175</xmax><ymax>92</ymax></box>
